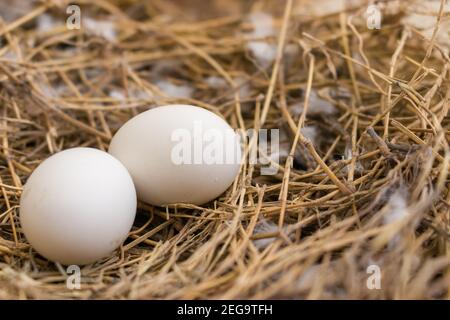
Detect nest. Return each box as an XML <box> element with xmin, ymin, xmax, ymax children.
<box><xmin>1</xmin><ymin>0</ymin><xmax>450</xmax><ymax>299</ymax></box>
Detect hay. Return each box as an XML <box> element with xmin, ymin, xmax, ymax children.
<box><xmin>0</xmin><ymin>0</ymin><xmax>449</xmax><ymax>299</ymax></box>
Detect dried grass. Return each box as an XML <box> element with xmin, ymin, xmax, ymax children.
<box><xmin>0</xmin><ymin>0</ymin><xmax>449</xmax><ymax>299</ymax></box>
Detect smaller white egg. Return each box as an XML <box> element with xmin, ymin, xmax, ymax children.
<box><xmin>20</xmin><ymin>148</ymin><xmax>137</xmax><ymax>265</ymax></box>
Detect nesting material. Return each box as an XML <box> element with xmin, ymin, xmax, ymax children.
<box><xmin>1</xmin><ymin>0</ymin><xmax>450</xmax><ymax>300</ymax></box>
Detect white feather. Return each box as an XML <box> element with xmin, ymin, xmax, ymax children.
<box><xmin>155</xmin><ymin>81</ymin><xmax>193</xmax><ymax>99</ymax></box>
<box><xmin>252</xmin><ymin>219</ymin><xmax>279</xmax><ymax>250</ymax></box>
<box><xmin>383</xmin><ymin>190</ymin><xmax>409</xmax><ymax>225</ymax></box>
<box><xmin>245</xmin><ymin>12</ymin><xmax>277</xmax><ymax>68</ymax></box>
<box><xmin>83</xmin><ymin>17</ymin><xmax>117</xmax><ymax>42</ymax></box>
<box><xmin>109</xmin><ymin>90</ymin><xmax>126</xmax><ymax>101</ymax></box>
<box><xmin>301</xmin><ymin>126</ymin><xmax>318</xmax><ymax>145</ymax></box>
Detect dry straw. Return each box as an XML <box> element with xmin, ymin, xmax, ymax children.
<box><xmin>0</xmin><ymin>0</ymin><xmax>449</xmax><ymax>299</ymax></box>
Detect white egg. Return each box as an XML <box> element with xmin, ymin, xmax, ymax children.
<box><xmin>20</xmin><ymin>148</ymin><xmax>137</xmax><ymax>265</ymax></box>
<box><xmin>109</xmin><ymin>104</ymin><xmax>242</xmax><ymax>206</ymax></box>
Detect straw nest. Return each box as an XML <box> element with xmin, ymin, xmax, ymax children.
<box><xmin>0</xmin><ymin>0</ymin><xmax>449</xmax><ymax>299</ymax></box>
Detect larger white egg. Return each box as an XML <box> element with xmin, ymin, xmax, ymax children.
<box><xmin>109</xmin><ymin>105</ymin><xmax>241</xmax><ymax>206</ymax></box>
<box><xmin>20</xmin><ymin>148</ymin><xmax>137</xmax><ymax>265</ymax></box>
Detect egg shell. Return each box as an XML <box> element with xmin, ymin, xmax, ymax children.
<box><xmin>20</xmin><ymin>148</ymin><xmax>137</xmax><ymax>265</ymax></box>
<box><xmin>109</xmin><ymin>104</ymin><xmax>242</xmax><ymax>206</ymax></box>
